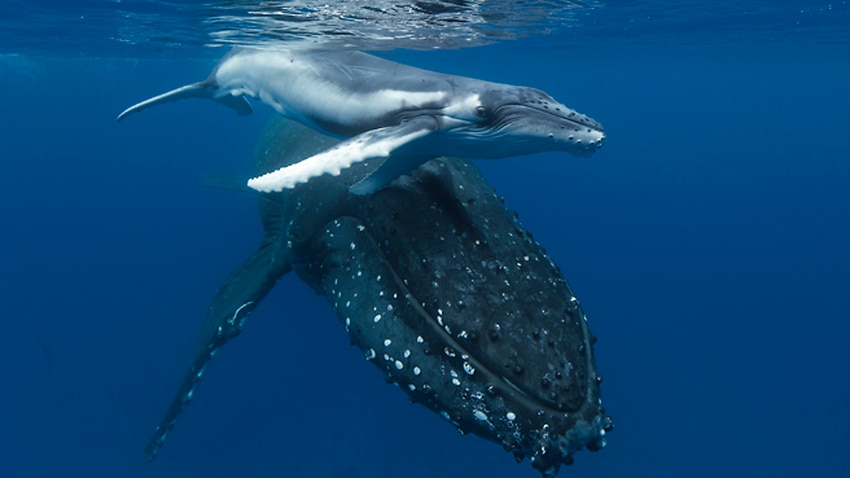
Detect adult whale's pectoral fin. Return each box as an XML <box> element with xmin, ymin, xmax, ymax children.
<box><xmin>247</xmin><ymin>118</ymin><xmax>437</xmax><ymax>193</ymax></box>
<box><xmin>144</xmin><ymin>225</ymin><xmax>291</xmax><ymax>462</ymax></box>
<box><xmin>116</xmin><ymin>80</ymin><xmax>252</xmax><ymax>121</ymax></box>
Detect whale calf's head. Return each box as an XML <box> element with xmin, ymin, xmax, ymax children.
<box><xmin>444</xmin><ymin>86</ymin><xmax>605</xmax><ymax>159</ymax></box>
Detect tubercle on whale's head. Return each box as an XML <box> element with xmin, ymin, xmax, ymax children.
<box><xmin>459</xmin><ymin>86</ymin><xmax>605</xmax><ymax>159</ymax></box>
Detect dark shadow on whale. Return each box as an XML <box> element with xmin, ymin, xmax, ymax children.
<box><xmin>145</xmin><ymin>117</ymin><xmax>613</xmax><ymax>476</ymax></box>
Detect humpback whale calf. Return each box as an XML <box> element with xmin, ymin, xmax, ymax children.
<box><xmin>145</xmin><ymin>117</ymin><xmax>612</xmax><ymax>476</ymax></box>
<box><xmin>118</xmin><ymin>47</ymin><xmax>605</xmax><ymax>194</ymax></box>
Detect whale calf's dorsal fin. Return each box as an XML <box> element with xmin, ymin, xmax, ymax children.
<box><xmin>116</xmin><ymin>79</ymin><xmax>252</xmax><ymax>121</ymax></box>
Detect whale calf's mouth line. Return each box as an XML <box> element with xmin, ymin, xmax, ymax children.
<box><xmin>492</xmin><ymin>104</ymin><xmax>604</xmax><ymax>130</ymax></box>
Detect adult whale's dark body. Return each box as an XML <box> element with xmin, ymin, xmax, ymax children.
<box><xmin>147</xmin><ymin>118</ymin><xmax>612</xmax><ymax>476</ymax></box>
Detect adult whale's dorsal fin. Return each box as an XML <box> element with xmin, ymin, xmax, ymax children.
<box><xmin>116</xmin><ymin>79</ymin><xmax>253</xmax><ymax>122</ymax></box>
<box><xmin>247</xmin><ymin>117</ymin><xmax>437</xmax><ymax>193</ymax></box>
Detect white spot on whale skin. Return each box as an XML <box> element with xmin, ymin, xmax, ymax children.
<box><xmin>384</xmin><ymin>338</ymin><xmax>392</xmax><ymax>347</ymax></box>
<box><xmin>473</xmin><ymin>410</ymin><xmax>488</xmax><ymax>422</ymax></box>
<box><xmin>413</xmin><ymin>366</ymin><xmax>421</xmax><ymax>376</ymax></box>
<box><xmin>394</xmin><ymin>360</ymin><xmax>404</xmax><ymax>370</ymax></box>
<box><xmin>373</xmin><ymin>313</ymin><xmax>382</xmax><ymax>323</ymax></box>
<box><xmin>506</xmin><ymin>411</ymin><xmax>517</xmax><ymax>421</ymax></box>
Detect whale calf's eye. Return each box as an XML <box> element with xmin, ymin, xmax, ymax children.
<box><xmin>475</xmin><ymin>105</ymin><xmax>490</xmax><ymax>118</ymax></box>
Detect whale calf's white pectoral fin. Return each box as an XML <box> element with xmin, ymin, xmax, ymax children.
<box><xmin>247</xmin><ymin>119</ymin><xmax>437</xmax><ymax>193</ymax></box>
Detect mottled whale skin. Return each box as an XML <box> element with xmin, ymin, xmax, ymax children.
<box><xmin>145</xmin><ymin>118</ymin><xmax>612</xmax><ymax>476</ymax></box>
<box><xmin>117</xmin><ymin>47</ymin><xmax>605</xmax><ymax>195</ymax></box>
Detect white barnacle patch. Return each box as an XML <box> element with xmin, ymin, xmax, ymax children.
<box><xmin>444</xmin><ymin>347</ymin><xmax>456</xmax><ymax>358</ymax></box>
<box><xmin>394</xmin><ymin>360</ymin><xmax>404</xmax><ymax>370</ymax></box>
<box><xmin>463</xmin><ymin>362</ymin><xmax>476</xmax><ymax>375</ymax></box>
<box><xmin>386</xmin><ymin>304</ymin><xmax>394</xmax><ymax>311</ymax></box>
<box><xmin>413</xmin><ymin>366</ymin><xmax>422</xmax><ymax>376</ymax></box>
<box><xmin>452</xmin><ymin>378</ymin><xmax>461</xmax><ymax>386</ymax></box>
<box><xmin>373</xmin><ymin>313</ymin><xmax>382</xmax><ymax>323</ymax></box>
<box><xmin>473</xmin><ymin>409</ymin><xmax>489</xmax><ymax>422</ymax></box>
<box><xmin>408</xmin><ymin>384</ymin><xmax>416</xmax><ymax>392</ymax></box>
<box><xmin>365</xmin><ymin>348</ymin><xmax>376</xmax><ymax>360</ymax></box>
<box><xmin>403</xmin><ymin>349</ymin><xmax>411</xmax><ymax>358</ymax></box>
<box><xmin>416</xmin><ymin>335</ymin><xmax>424</xmax><ymax>344</ymax></box>
<box><xmin>384</xmin><ymin>338</ymin><xmax>392</xmax><ymax>347</ymax></box>
<box><xmin>506</xmin><ymin>411</ymin><xmax>516</xmax><ymax>421</ymax></box>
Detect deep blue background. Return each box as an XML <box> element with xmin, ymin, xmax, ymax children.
<box><xmin>2</xmin><ymin>12</ymin><xmax>850</xmax><ymax>478</ymax></box>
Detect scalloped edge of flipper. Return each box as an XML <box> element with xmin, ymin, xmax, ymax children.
<box><xmin>246</xmin><ymin>119</ymin><xmax>436</xmax><ymax>192</ymax></box>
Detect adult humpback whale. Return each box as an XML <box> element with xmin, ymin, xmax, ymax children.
<box><xmin>145</xmin><ymin>118</ymin><xmax>612</xmax><ymax>477</ymax></box>
<box><xmin>117</xmin><ymin>47</ymin><xmax>605</xmax><ymax>194</ymax></box>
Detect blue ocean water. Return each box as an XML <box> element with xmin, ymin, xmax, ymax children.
<box><xmin>1</xmin><ymin>1</ymin><xmax>849</xmax><ymax>477</ymax></box>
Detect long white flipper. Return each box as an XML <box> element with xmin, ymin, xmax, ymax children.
<box><xmin>247</xmin><ymin>118</ymin><xmax>436</xmax><ymax>193</ymax></box>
